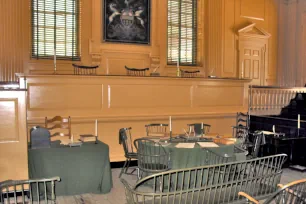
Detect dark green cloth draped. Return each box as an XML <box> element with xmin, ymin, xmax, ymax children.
<box><xmin>28</xmin><ymin>140</ymin><xmax>112</xmax><ymax>196</ymax></box>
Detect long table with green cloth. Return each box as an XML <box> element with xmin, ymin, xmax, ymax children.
<box><xmin>28</xmin><ymin>140</ymin><xmax>113</xmax><ymax>196</ymax></box>
<box><xmin>148</xmin><ymin>140</ymin><xmax>246</xmax><ymax>169</ymax></box>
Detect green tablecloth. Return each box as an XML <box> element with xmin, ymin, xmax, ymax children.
<box><xmin>28</xmin><ymin>140</ymin><xmax>113</xmax><ymax>196</ymax></box>
<box><xmin>162</xmin><ymin>143</ymin><xmax>246</xmax><ymax>169</ymax></box>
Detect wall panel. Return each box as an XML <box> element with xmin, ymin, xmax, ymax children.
<box><xmin>0</xmin><ymin>0</ymin><xmax>27</xmax><ymax>82</ymax></box>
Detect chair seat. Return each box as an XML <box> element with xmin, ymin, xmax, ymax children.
<box><xmin>139</xmin><ymin>163</ymin><xmax>169</xmax><ymax>172</ymax></box>
<box><xmin>126</xmin><ymin>152</ymin><xmax>137</xmax><ymax>159</ymax></box>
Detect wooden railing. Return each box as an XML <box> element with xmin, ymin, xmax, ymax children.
<box><xmin>249</xmin><ymin>85</ymin><xmax>306</xmax><ymax>115</ymax></box>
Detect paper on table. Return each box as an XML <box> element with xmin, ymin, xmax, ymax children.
<box><xmin>197</xmin><ymin>142</ymin><xmax>219</xmax><ymax>148</ymax></box>
<box><xmin>176</xmin><ymin>143</ymin><xmax>195</xmax><ymax>148</ymax></box>
<box><xmin>261</xmin><ymin>131</ymin><xmax>276</xmax><ymax>135</ymax></box>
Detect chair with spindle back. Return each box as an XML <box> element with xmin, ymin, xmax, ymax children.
<box><xmin>72</xmin><ymin>64</ymin><xmax>99</xmax><ymax>75</ymax></box>
<box><xmin>239</xmin><ymin>178</ymin><xmax>306</xmax><ymax>204</ymax></box>
<box><xmin>145</xmin><ymin>123</ymin><xmax>168</xmax><ymax>137</ymax></box>
<box><xmin>0</xmin><ymin>177</ymin><xmax>60</xmax><ymax>204</ymax></box>
<box><xmin>119</xmin><ymin>127</ymin><xmax>138</xmax><ymax>178</ymax></box>
<box><xmin>187</xmin><ymin>123</ymin><xmax>211</xmax><ymax>136</ymax></box>
<box><xmin>134</xmin><ymin>138</ymin><xmax>171</xmax><ymax>179</ymax></box>
<box><xmin>125</xmin><ymin>66</ymin><xmax>149</xmax><ymax>76</ymax></box>
<box><xmin>180</xmin><ymin>69</ymin><xmax>200</xmax><ymax>78</ymax></box>
<box><xmin>45</xmin><ymin>116</ymin><xmax>71</xmax><ymax>139</ymax></box>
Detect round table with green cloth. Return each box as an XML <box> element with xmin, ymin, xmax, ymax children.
<box><xmin>156</xmin><ymin>141</ymin><xmax>246</xmax><ymax>169</ymax></box>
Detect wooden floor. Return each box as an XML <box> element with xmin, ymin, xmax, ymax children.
<box><xmin>54</xmin><ymin>168</ymin><xmax>306</xmax><ymax>204</ymax></box>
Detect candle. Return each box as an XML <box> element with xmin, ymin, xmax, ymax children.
<box><xmin>201</xmin><ymin>122</ymin><xmax>204</xmax><ymax>135</ymax></box>
<box><xmin>71</xmin><ymin>133</ymin><xmax>74</xmax><ymax>143</ymax></box>
<box><xmin>272</xmin><ymin>125</ymin><xmax>275</xmax><ymax>133</ymax></box>
<box><xmin>54</xmin><ymin>48</ymin><xmax>57</xmax><ymax>73</ymax></box>
<box><xmin>169</xmin><ymin>116</ymin><xmax>172</xmax><ymax>132</ymax></box>
<box><xmin>95</xmin><ymin>119</ymin><xmax>98</xmax><ymax>136</ymax></box>
<box><xmin>298</xmin><ymin>114</ymin><xmax>300</xmax><ymax>129</ymax></box>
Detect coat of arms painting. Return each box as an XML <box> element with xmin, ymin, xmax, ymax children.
<box><xmin>103</xmin><ymin>0</ymin><xmax>150</xmax><ymax>44</ymax></box>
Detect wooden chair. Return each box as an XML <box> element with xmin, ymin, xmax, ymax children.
<box><xmin>187</xmin><ymin>123</ymin><xmax>211</xmax><ymax>136</ymax></box>
<box><xmin>125</xmin><ymin>66</ymin><xmax>149</xmax><ymax>76</ymax></box>
<box><xmin>239</xmin><ymin>179</ymin><xmax>306</xmax><ymax>203</ymax></box>
<box><xmin>145</xmin><ymin>123</ymin><xmax>168</xmax><ymax>137</ymax></box>
<box><xmin>45</xmin><ymin>116</ymin><xmax>71</xmax><ymax>139</ymax></box>
<box><xmin>180</xmin><ymin>69</ymin><xmax>200</xmax><ymax>78</ymax></box>
<box><xmin>134</xmin><ymin>138</ymin><xmax>171</xmax><ymax>179</ymax></box>
<box><xmin>119</xmin><ymin>127</ymin><xmax>137</xmax><ymax>178</ymax></box>
<box><xmin>72</xmin><ymin>64</ymin><xmax>99</xmax><ymax>75</ymax></box>
<box><xmin>0</xmin><ymin>177</ymin><xmax>60</xmax><ymax>204</ymax></box>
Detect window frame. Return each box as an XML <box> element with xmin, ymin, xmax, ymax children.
<box><xmin>31</xmin><ymin>0</ymin><xmax>81</xmax><ymax>61</ymax></box>
<box><xmin>167</xmin><ymin>0</ymin><xmax>198</xmax><ymax>66</ymax></box>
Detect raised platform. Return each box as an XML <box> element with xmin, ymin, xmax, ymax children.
<box><xmin>17</xmin><ymin>74</ymin><xmax>251</xmax><ymax>161</ymax></box>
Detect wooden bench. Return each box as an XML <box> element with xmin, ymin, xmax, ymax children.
<box><xmin>121</xmin><ymin>154</ymin><xmax>287</xmax><ymax>204</ymax></box>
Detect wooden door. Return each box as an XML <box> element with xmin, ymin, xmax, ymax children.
<box><xmin>0</xmin><ymin>90</ymin><xmax>28</xmax><ymax>181</ymax></box>
<box><xmin>240</xmin><ymin>47</ymin><xmax>263</xmax><ymax>85</ymax></box>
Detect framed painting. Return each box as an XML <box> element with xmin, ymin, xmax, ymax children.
<box><xmin>103</xmin><ymin>0</ymin><xmax>151</xmax><ymax>44</ymax></box>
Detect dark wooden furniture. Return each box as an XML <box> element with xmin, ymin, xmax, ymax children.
<box><xmin>125</xmin><ymin>66</ymin><xmax>149</xmax><ymax>76</ymax></box>
<box><xmin>250</xmin><ymin>92</ymin><xmax>306</xmax><ymax>166</ymax></box>
<box><xmin>119</xmin><ymin>127</ymin><xmax>137</xmax><ymax>178</ymax></box>
<box><xmin>180</xmin><ymin>69</ymin><xmax>200</xmax><ymax>77</ymax></box>
<box><xmin>72</xmin><ymin>64</ymin><xmax>99</xmax><ymax>75</ymax></box>
<box><xmin>145</xmin><ymin>123</ymin><xmax>168</xmax><ymax>137</ymax></box>
<box><xmin>45</xmin><ymin>116</ymin><xmax>71</xmax><ymax>139</ymax></box>
<box><xmin>187</xmin><ymin>123</ymin><xmax>211</xmax><ymax>136</ymax></box>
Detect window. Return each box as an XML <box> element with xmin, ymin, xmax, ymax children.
<box><xmin>167</xmin><ymin>0</ymin><xmax>197</xmax><ymax>66</ymax></box>
<box><xmin>32</xmin><ymin>0</ymin><xmax>80</xmax><ymax>60</ymax></box>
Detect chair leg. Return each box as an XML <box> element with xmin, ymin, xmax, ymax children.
<box><xmin>125</xmin><ymin>158</ymin><xmax>131</xmax><ymax>173</ymax></box>
<box><xmin>119</xmin><ymin>159</ymin><xmax>128</xmax><ymax>178</ymax></box>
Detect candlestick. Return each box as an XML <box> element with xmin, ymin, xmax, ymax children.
<box><xmin>95</xmin><ymin>119</ymin><xmax>98</xmax><ymax>136</ymax></box>
<box><xmin>54</xmin><ymin>48</ymin><xmax>57</xmax><ymax>74</ymax></box>
<box><xmin>298</xmin><ymin>114</ymin><xmax>300</xmax><ymax>129</ymax></box>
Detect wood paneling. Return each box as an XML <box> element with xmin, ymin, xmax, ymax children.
<box><xmin>109</xmin><ymin>84</ymin><xmax>191</xmax><ymax>109</ymax></box>
<box><xmin>0</xmin><ymin>0</ymin><xmax>279</xmax><ymax>84</ymax></box>
<box><xmin>0</xmin><ymin>0</ymin><xmax>27</xmax><ymax>82</ymax></box>
<box><xmin>28</xmin><ymin>84</ymin><xmax>103</xmax><ymax>110</ymax></box>
<box><xmin>240</xmin><ymin>0</ymin><xmax>265</xmax><ymax>21</ymax></box>
<box><xmin>0</xmin><ymin>90</ymin><xmax>28</xmax><ymax>181</ymax></box>
<box><xmin>0</xmin><ymin>99</ymin><xmax>19</xmax><ymax>141</ymax></box>
<box><xmin>21</xmin><ymin>74</ymin><xmax>250</xmax><ymax>161</ymax></box>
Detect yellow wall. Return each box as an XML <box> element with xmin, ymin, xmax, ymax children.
<box><xmin>0</xmin><ymin>0</ymin><xmax>278</xmax><ymax>84</ymax></box>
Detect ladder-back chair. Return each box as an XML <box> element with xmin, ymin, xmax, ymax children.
<box><xmin>125</xmin><ymin>66</ymin><xmax>149</xmax><ymax>76</ymax></box>
<box><xmin>72</xmin><ymin>64</ymin><xmax>99</xmax><ymax>75</ymax></box>
<box><xmin>45</xmin><ymin>116</ymin><xmax>71</xmax><ymax>139</ymax></box>
<box><xmin>119</xmin><ymin>127</ymin><xmax>137</xmax><ymax>178</ymax></box>
<box><xmin>0</xmin><ymin>177</ymin><xmax>60</xmax><ymax>204</ymax></box>
<box><xmin>145</xmin><ymin>123</ymin><xmax>168</xmax><ymax>137</ymax></box>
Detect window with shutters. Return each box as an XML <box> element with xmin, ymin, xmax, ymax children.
<box><xmin>31</xmin><ymin>0</ymin><xmax>80</xmax><ymax>60</ymax></box>
<box><xmin>167</xmin><ymin>0</ymin><xmax>197</xmax><ymax>66</ymax></box>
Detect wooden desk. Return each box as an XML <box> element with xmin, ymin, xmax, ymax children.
<box><xmin>18</xmin><ymin>74</ymin><xmax>250</xmax><ymax>161</ymax></box>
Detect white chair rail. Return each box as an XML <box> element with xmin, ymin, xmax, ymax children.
<box><xmin>249</xmin><ymin>85</ymin><xmax>306</xmax><ymax>115</ymax></box>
